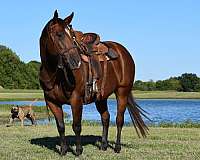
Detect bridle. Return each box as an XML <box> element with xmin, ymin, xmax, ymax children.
<box><xmin>48</xmin><ymin>23</ymin><xmax>78</xmax><ymax>58</ymax></box>
<box><xmin>65</xmin><ymin>24</ymin><xmax>86</xmax><ymax>54</ymax></box>
<box><xmin>45</xmin><ymin>22</ymin><xmax>80</xmax><ymax>89</ymax></box>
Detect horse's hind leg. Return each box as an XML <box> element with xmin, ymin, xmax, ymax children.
<box><xmin>95</xmin><ymin>99</ymin><xmax>110</xmax><ymax>150</ymax></box>
<box><xmin>114</xmin><ymin>87</ymin><xmax>129</xmax><ymax>153</ymax></box>
<box><xmin>46</xmin><ymin>100</ymin><xmax>67</xmax><ymax>155</ymax></box>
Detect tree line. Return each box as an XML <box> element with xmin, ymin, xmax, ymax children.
<box><xmin>134</xmin><ymin>73</ymin><xmax>200</xmax><ymax>92</ymax></box>
<box><xmin>0</xmin><ymin>45</ymin><xmax>40</xmax><ymax>89</ymax></box>
<box><xmin>0</xmin><ymin>44</ymin><xmax>200</xmax><ymax>91</ymax></box>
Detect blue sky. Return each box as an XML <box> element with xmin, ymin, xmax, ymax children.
<box><xmin>0</xmin><ymin>1</ymin><xmax>199</xmax><ymax>81</ymax></box>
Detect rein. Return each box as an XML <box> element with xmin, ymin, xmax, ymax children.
<box><xmin>66</xmin><ymin>25</ymin><xmax>86</xmax><ymax>54</ymax></box>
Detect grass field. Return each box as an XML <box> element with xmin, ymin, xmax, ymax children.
<box><xmin>132</xmin><ymin>90</ymin><xmax>200</xmax><ymax>99</ymax></box>
<box><xmin>1</xmin><ymin>94</ymin><xmax>200</xmax><ymax>159</ymax></box>
<box><xmin>0</xmin><ymin>124</ymin><xmax>200</xmax><ymax>160</ymax></box>
<box><xmin>0</xmin><ymin>89</ymin><xmax>43</xmax><ymax>101</ymax></box>
<box><xmin>1</xmin><ymin>89</ymin><xmax>200</xmax><ymax>100</ymax></box>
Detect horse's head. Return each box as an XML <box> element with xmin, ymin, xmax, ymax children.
<box><xmin>40</xmin><ymin>10</ymin><xmax>81</xmax><ymax>70</ymax></box>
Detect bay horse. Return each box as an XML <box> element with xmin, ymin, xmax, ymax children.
<box><xmin>39</xmin><ymin>10</ymin><xmax>148</xmax><ymax>156</ymax></box>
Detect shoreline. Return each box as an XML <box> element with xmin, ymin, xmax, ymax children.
<box><xmin>1</xmin><ymin>98</ymin><xmax>200</xmax><ymax>102</ymax></box>
<box><xmin>1</xmin><ymin>90</ymin><xmax>200</xmax><ymax>101</ymax></box>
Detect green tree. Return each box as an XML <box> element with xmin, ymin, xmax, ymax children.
<box><xmin>134</xmin><ymin>80</ymin><xmax>156</xmax><ymax>91</ymax></box>
<box><xmin>145</xmin><ymin>80</ymin><xmax>156</xmax><ymax>91</ymax></box>
<box><xmin>0</xmin><ymin>45</ymin><xmax>41</xmax><ymax>89</ymax></box>
<box><xmin>156</xmin><ymin>78</ymin><xmax>182</xmax><ymax>91</ymax></box>
<box><xmin>167</xmin><ymin>77</ymin><xmax>182</xmax><ymax>91</ymax></box>
<box><xmin>178</xmin><ymin>73</ymin><xmax>200</xmax><ymax>92</ymax></box>
<box><xmin>134</xmin><ymin>80</ymin><xmax>145</xmax><ymax>90</ymax></box>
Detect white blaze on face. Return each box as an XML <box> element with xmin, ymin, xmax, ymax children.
<box><xmin>65</xmin><ymin>28</ymin><xmax>71</xmax><ymax>38</ymax></box>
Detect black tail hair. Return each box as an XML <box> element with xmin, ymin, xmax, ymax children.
<box><xmin>127</xmin><ymin>93</ymin><xmax>150</xmax><ymax>138</ymax></box>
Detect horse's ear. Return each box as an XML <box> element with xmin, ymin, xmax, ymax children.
<box><xmin>53</xmin><ymin>10</ymin><xmax>59</xmax><ymax>19</ymax></box>
<box><xmin>64</xmin><ymin>12</ymin><xmax>74</xmax><ymax>25</ymax></box>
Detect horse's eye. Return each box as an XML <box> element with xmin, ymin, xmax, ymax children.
<box><xmin>56</xmin><ymin>32</ymin><xmax>64</xmax><ymax>38</ymax></box>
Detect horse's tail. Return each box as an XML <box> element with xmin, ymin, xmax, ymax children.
<box><xmin>127</xmin><ymin>93</ymin><xmax>149</xmax><ymax>138</ymax></box>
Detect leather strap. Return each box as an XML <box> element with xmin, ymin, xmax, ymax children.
<box><xmin>101</xmin><ymin>55</ymin><xmax>108</xmax><ymax>97</ymax></box>
<box><xmin>83</xmin><ymin>62</ymin><xmax>88</xmax><ymax>103</ymax></box>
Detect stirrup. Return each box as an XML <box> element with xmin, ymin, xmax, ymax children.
<box><xmin>93</xmin><ymin>79</ymin><xmax>102</xmax><ymax>100</ymax></box>
<box><xmin>92</xmin><ymin>79</ymin><xmax>98</xmax><ymax>92</ymax></box>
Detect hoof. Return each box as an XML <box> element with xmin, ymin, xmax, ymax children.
<box><xmin>60</xmin><ymin>145</ymin><xmax>68</xmax><ymax>156</ymax></box>
<box><xmin>114</xmin><ymin>145</ymin><xmax>121</xmax><ymax>153</ymax></box>
<box><xmin>100</xmin><ymin>142</ymin><xmax>108</xmax><ymax>151</ymax></box>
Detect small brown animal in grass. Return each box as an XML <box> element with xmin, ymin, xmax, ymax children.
<box><xmin>9</xmin><ymin>105</ymin><xmax>36</xmax><ymax>126</ymax></box>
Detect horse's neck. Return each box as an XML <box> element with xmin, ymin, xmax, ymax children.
<box><xmin>39</xmin><ymin>61</ymin><xmax>58</xmax><ymax>91</ymax></box>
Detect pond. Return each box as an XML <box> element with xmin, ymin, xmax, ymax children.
<box><xmin>1</xmin><ymin>99</ymin><xmax>200</xmax><ymax>124</ymax></box>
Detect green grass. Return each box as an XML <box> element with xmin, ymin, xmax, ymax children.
<box><xmin>0</xmin><ymin>89</ymin><xmax>43</xmax><ymax>101</ymax></box>
<box><xmin>1</xmin><ymin>101</ymin><xmax>200</xmax><ymax>159</ymax></box>
<box><xmin>0</xmin><ymin>125</ymin><xmax>200</xmax><ymax>160</ymax></box>
<box><xmin>0</xmin><ymin>89</ymin><xmax>42</xmax><ymax>93</ymax></box>
<box><xmin>1</xmin><ymin>89</ymin><xmax>200</xmax><ymax>100</ymax></box>
<box><xmin>132</xmin><ymin>90</ymin><xmax>200</xmax><ymax>99</ymax></box>
<box><xmin>150</xmin><ymin>120</ymin><xmax>200</xmax><ymax>128</ymax></box>
<box><xmin>111</xmin><ymin>90</ymin><xmax>200</xmax><ymax>99</ymax></box>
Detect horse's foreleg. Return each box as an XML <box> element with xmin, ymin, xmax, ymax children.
<box><xmin>95</xmin><ymin>100</ymin><xmax>110</xmax><ymax>151</ymax></box>
<box><xmin>115</xmin><ymin>90</ymin><xmax>128</xmax><ymax>153</ymax></box>
<box><xmin>71</xmin><ymin>96</ymin><xmax>83</xmax><ymax>156</ymax></box>
<box><xmin>46</xmin><ymin>100</ymin><xmax>67</xmax><ymax>155</ymax></box>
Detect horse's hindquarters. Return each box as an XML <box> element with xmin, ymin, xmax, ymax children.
<box><xmin>104</xmin><ymin>41</ymin><xmax>135</xmax><ymax>88</ymax></box>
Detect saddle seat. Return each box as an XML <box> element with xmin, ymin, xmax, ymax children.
<box><xmin>81</xmin><ymin>33</ymin><xmax>100</xmax><ymax>46</ymax></box>
<box><xmin>80</xmin><ymin>33</ymin><xmax>109</xmax><ymax>55</ymax></box>
<box><xmin>73</xmin><ymin>32</ymin><xmax>117</xmax><ymax>62</ymax></box>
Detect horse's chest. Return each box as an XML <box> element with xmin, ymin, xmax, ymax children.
<box><xmin>45</xmin><ymin>84</ymin><xmax>71</xmax><ymax>105</ymax></box>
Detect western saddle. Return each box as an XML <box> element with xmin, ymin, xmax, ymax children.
<box><xmin>68</xmin><ymin>25</ymin><xmax>118</xmax><ymax>103</ymax></box>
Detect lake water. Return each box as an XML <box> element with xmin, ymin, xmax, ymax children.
<box><xmin>1</xmin><ymin>99</ymin><xmax>200</xmax><ymax>124</ymax></box>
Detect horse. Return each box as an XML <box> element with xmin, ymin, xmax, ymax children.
<box><xmin>39</xmin><ymin>10</ymin><xmax>148</xmax><ymax>156</ymax></box>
